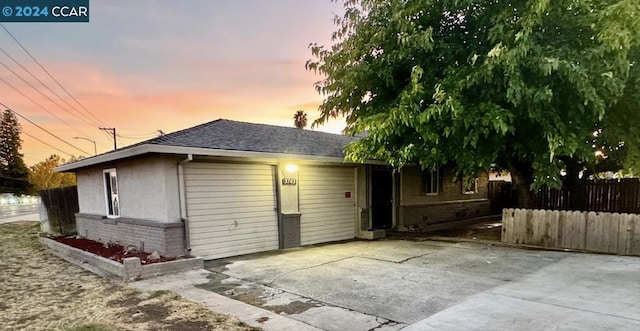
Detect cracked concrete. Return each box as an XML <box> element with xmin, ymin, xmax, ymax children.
<box><xmin>193</xmin><ymin>269</ymin><xmax>402</xmax><ymax>331</ymax></box>
<box><xmin>134</xmin><ymin>239</ymin><xmax>640</xmax><ymax>330</ymax></box>
<box><xmin>266</xmin><ymin>256</ymin><xmax>355</xmax><ymax>285</ymax></box>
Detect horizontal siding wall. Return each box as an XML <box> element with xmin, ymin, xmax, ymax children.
<box><xmin>185</xmin><ymin>162</ymin><xmax>278</xmax><ymax>260</ymax></box>
<box><xmin>299</xmin><ymin>166</ymin><xmax>356</xmax><ymax>245</ymax></box>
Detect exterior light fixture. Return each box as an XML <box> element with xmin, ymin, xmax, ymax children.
<box><xmin>285</xmin><ymin>164</ymin><xmax>298</xmax><ymax>172</ymax></box>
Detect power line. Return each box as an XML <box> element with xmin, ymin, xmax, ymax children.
<box><xmin>117</xmin><ymin>135</ymin><xmax>153</xmax><ymax>140</ymax></box>
<box><xmin>117</xmin><ymin>132</ymin><xmax>158</xmax><ymax>138</ymax></box>
<box><xmin>0</xmin><ymin>68</ymin><xmax>110</xmax><ymax>151</ymax></box>
<box><xmin>0</xmin><ymin>101</ymin><xmax>90</xmax><ymax>156</ymax></box>
<box><xmin>0</xmin><ymin>45</ymin><xmax>101</xmax><ymax>127</ymax></box>
<box><xmin>0</xmin><ymin>60</ymin><xmax>110</xmax><ymax>150</ymax></box>
<box><xmin>116</xmin><ymin>130</ymin><xmax>159</xmax><ymax>137</ymax></box>
<box><xmin>0</xmin><ymin>61</ymin><xmax>98</xmax><ymax>135</ymax></box>
<box><xmin>0</xmin><ymin>75</ymin><xmax>91</xmax><ymax>138</ymax></box>
<box><xmin>100</xmin><ymin>128</ymin><xmax>115</xmax><ymax>140</ymax></box>
<box><xmin>0</xmin><ymin>23</ymin><xmax>107</xmax><ymax>127</ymax></box>
<box><xmin>0</xmin><ymin>24</ymin><xmax>158</xmax><ymax>149</ymax></box>
<box><xmin>21</xmin><ymin>128</ymin><xmax>74</xmax><ymax>158</ymax></box>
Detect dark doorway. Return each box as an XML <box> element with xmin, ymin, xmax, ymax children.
<box><xmin>371</xmin><ymin>168</ymin><xmax>393</xmax><ymax>229</ymax></box>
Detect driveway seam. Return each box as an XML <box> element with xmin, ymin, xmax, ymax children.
<box><xmin>487</xmin><ymin>292</ymin><xmax>640</xmax><ymax>322</ymax></box>
<box><xmin>396</xmin><ymin>251</ymin><xmax>439</xmax><ymax>263</ymax></box>
<box><xmin>266</xmin><ymin>256</ymin><xmax>356</xmax><ymax>285</ymax></box>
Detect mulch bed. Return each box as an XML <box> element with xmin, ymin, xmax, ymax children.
<box><xmin>53</xmin><ymin>236</ymin><xmax>178</xmax><ymax>265</ymax></box>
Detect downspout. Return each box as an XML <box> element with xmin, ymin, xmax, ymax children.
<box><xmin>178</xmin><ymin>154</ymin><xmax>193</xmax><ymax>254</ymax></box>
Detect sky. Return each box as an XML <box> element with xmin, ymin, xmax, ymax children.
<box><xmin>0</xmin><ymin>0</ymin><xmax>346</xmax><ymax>165</ymax></box>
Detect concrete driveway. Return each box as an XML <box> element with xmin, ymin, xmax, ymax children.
<box><xmin>135</xmin><ymin>239</ymin><xmax>640</xmax><ymax>330</ymax></box>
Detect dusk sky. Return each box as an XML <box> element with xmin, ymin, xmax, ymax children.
<box><xmin>0</xmin><ymin>0</ymin><xmax>345</xmax><ymax>165</ymax></box>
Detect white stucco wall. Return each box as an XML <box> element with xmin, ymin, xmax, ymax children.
<box><xmin>76</xmin><ymin>168</ymin><xmax>105</xmax><ymax>215</ymax></box>
<box><xmin>76</xmin><ymin>155</ymin><xmax>182</xmax><ymax>222</ymax></box>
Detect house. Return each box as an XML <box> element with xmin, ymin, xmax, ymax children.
<box><xmin>57</xmin><ymin>119</ymin><xmax>490</xmax><ymax>260</ymax></box>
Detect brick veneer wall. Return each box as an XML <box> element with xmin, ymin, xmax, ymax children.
<box><xmin>75</xmin><ymin>213</ymin><xmax>185</xmax><ymax>257</ymax></box>
<box><xmin>399</xmin><ymin>199</ymin><xmax>491</xmax><ymax>229</ymax></box>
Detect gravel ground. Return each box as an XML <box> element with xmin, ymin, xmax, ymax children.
<box><xmin>0</xmin><ymin>221</ymin><xmax>259</xmax><ymax>331</ymax></box>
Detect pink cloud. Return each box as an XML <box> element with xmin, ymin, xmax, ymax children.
<box><xmin>3</xmin><ymin>60</ymin><xmax>345</xmax><ymax>165</ymax></box>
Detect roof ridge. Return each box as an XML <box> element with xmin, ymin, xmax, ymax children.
<box><xmin>150</xmin><ymin>118</ymin><xmax>225</xmax><ymax>144</ymax></box>
<box><xmin>220</xmin><ymin>118</ymin><xmax>347</xmax><ymax>137</ymax></box>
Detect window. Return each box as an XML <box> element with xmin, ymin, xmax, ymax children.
<box><xmin>462</xmin><ymin>177</ymin><xmax>479</xmax><ymax>194</ymax></box>
<box><xmin>103</xmin><ymin>169</ymin><xmax>119</xmax><ymax>217</ymax></box>
<box><xmin>423</xmin><ymin>168</ymin><xmax>441</xmax><ymax>194</ymax></box>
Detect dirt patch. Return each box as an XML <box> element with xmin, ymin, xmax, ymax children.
<box><xmin>106</xmin><ymin>296</ymin><xmax>144</xmax><ymax>308</ymax></box>
<box><xmin>231</xmin><ymin>292</ymin><xmax>266</xmax><ymax>307</ymax></box>
<box><xmin>53</xmin><ymin>236</ymin><xmax>178</xmax><ymax>265</ymax></box>
<box><xmin>125</xmin><ymin>302</ymin><xmax>170</xmax><ymax>323</ymax></box>
<box><xmin>164</xmin><ymin>319</ymin><xmax>215</xmax><ymax>331</ymax></box>
<box><xmin>0</xmin><ymin>221</ymin><xmax>259</xmax><ymax>331</ymax></box>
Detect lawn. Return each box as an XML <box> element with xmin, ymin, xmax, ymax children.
<box><xmin>0</xmin><ymin>221</ymin><xmax>259</xmax><ymax>331</ymax></box>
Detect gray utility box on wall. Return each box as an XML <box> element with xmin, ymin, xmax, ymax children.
<box><xmin>279</xmin><ymin>213</ymin><xmax>301</xmax><ymax>249</ymax></box>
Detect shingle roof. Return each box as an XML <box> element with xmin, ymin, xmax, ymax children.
<box><xmin>144</xmin><ymin>119</ymin><xmax>355</xmax><ymax>158</ymax></box>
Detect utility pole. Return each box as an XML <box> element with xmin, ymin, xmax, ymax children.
<box><xmin>99</xmin><ymin>127</ymin><xmax>116</xmax><ymax>150</ymax></box>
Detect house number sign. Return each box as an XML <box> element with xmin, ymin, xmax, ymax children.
<box><xmin>282</xmin><ymin>178</ymin><xmax>297</xmax><ymax>185</ymax></box>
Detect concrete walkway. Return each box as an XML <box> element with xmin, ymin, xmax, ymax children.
<box><xmin>132</xmin><ymin>240</ymin><xmax>640</xmax><ymax>331</ymax></box>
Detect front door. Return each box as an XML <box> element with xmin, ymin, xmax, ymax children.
<box><xmin>371</xmin><ymin>168</ymin><xmax>393</xmax><ymax>229</ymax></box>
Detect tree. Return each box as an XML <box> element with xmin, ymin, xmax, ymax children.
<box><xmin>308</xmin><ymin>0</ymin><xmax>640</xmax><ymax>207</ymax></box>
<box><xmin>29</xmin><ymin>154</ymin><xmax>76</xmax><ymax>192</ymax></box>
<box><xmin>293</xmin><ymin>110</ymin><xmax>308</xmax><ymax>129</ymax></box>
<box><xmin>0</xmin><ymin>109</ymin><xmax>31</xmax><ymax>194</ymax></box>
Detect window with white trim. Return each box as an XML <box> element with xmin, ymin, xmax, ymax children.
<box><xmin>423</xmin><ymin>168</ymin><xmax>441</xmax><ymax>194</ymax></box>
<box><xmin>462</xmin><ymin>177</ymin><xmax>479</xmax><ymax>194</ymax></box>
<box><xmin>103</xmin><ymin>169</ymin><xmax>119</xmax><ymax>217</ymax></box>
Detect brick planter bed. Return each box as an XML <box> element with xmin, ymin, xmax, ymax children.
<box><xmin>40</xmin><ymin>236</ymin><xmax>203</xmax><ymax>282</ymax></box>
<box><xmin>53</xmin><ymin>236</ymin><xmax>177</xmax><ymax>265</ymax></box>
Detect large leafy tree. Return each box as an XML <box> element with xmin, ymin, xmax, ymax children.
<box><xmin>0</xmin><ymin>109</ymin><xmax>31</xmax><ymax>194</ymax></box>
<box><xmin>29</xmin><ymin>154</ymin><xmax>76</xmax><ymax>192</ymax></box>
<box><xmin>308</xmin><ymin>0</ymin><xmax>640</xmax><ymax>206</ymax></box>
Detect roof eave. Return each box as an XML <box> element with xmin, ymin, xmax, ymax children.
<box><xmin>55</xmin><ymin>144</ymin><xmax>384</xmax><ymax>172</ymax></box>
<box><xmin>55</xmin><ymin>144</ymin><xmax>153</xmax><ymax>172</ymax></box>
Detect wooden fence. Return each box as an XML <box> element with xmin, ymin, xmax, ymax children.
<box><xmin>502</xmin><ymin>208</ymin><xmax>640</xmax><ymax>256</ymax></box>
<box><xmin>488</xmin><ymin>181</ymin><xmax>517</xmax><ymax>213</ymax></box>
<box><xmin>489</xmin><ymin>179</ymin><xmax>640</xmax><ymax>213</ymax></box>
<box><xmin>39</xmin><ymin>186</ymin><xmax>78</xmax><ymax>235</ymax></box>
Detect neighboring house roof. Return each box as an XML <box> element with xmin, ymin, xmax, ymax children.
<box><xmin>57</xmin><ymin>119</ymin><xmax>361</xmax><ymax>172</ymax></box>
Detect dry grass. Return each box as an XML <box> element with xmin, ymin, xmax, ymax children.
<box><xmin>0</xmin><ymin>221</ymin><xmax>259</xmax><ymax>331</ymax></box>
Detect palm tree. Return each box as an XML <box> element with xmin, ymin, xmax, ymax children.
<box><xmin>293</xmin><ymin>110</ymin><xmax>307</xmax><ymax>129</ymax></box>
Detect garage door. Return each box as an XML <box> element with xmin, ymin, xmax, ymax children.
<box><xmin>299</xmin><ymin>166</ymin><xmax>356</xmax><ymax>245</ymax></box>
<box><xmin>185</xmin><ymin>162</ymin><xmax>278</xmax><ymax>259</ymax></box>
